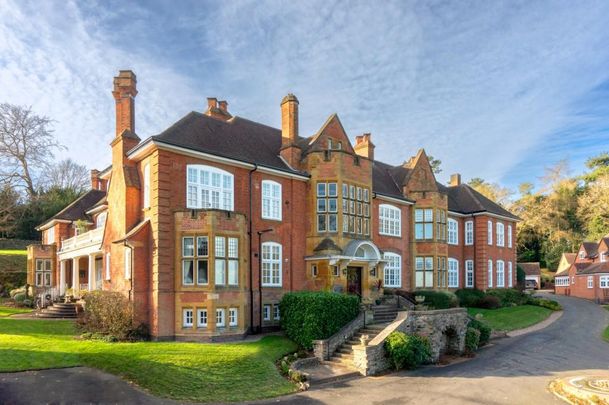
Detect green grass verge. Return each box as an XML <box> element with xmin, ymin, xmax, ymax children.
<box><xmin>603</xmin><ymin>305</ymin><xmax>609</xmax><ymax>312</ymax></box>
<box><xmin>0</xmin><ymin>306</ymin><xmax>32</xmax><ymax>317</ymax></box>
<box><xmin>0</xmin><ymin>318</ymin><xmax>298</xmax><ymax>402</ymax></box>
<box><xmin>467</xmin><ymin>305</ymin><xmax>552</xmax><ymax>332</ymax></box>
<box><xmin>603</xmin><ymin>325</ymin><xmax>609</xmax><ymax>343</ymax></box>
<box><xmin>0</xmin><ymin>250</ymin><xmax>27</xmax><ymax>255</ymax></box>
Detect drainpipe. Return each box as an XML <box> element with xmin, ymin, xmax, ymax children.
<box><xmin>248</xmin><ymin>164</ymin><xmax>258</xmax><ymax>334</ymax></box>
<box><xmin>123</xmin><ymin>240</ymin><xmax>134</xmax><ymax>302</ymax></box>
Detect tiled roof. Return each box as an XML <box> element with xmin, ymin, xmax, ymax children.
<box><xmin>576</xmin><ymin>261</ymin><xmax>609</xmax><ymax>275</ymax></box>
<box><xmin>439</xmin><ymin>183</ymin><xmax>520</xmax><ymax>220</ymax></box>
<box><xmin>518</xmin><ymin>262</ymin><xmax>541</xmax><ymax>276</ymax></box>
<box><xmin>152</xmin><ymin>112</ymin><xmax>308</xmax><ymax>176</ymax></box>
<box><xmin>150</xmin><ymin>111</ymin><xmax>518</xmax><ymax>219</ymax></box>
<box><xmin>42</xmin><ymin>190</ymin><xmax>106</xmax><ymax>224</ymax></box>
<box><xmin>582</xmin><ymin>242</ymin><xmax>599</xmax><ymax>257</ymax></box>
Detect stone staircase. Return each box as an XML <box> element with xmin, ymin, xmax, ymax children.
<box><xmin>36</xmin><ymin>302</ymin><xmax>81</xmax><ymax>319</ymax></box>
<box><xmin>326</xmin><ymin>304</ymin><xmax>399</xmax><ymax>368</ymax></box>
<box><xmin>372</xmin><ymin>304</ymin><xmax>399</xmax><ymax>323</ymax></box>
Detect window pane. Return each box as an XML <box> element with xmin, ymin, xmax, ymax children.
<box><xmin>317</xmin><ymin>183</ymin><xmax>326</xmax><ymax>197</ymax></box>
<box><xmin>197</xmin><ymin>237</ymin><xmax>208</xmax><ymax>256</ymax></box>
<box><xmin>197</xmin><ymin>260</ymin><xmax>208</xmax><ymax>284</ymax></box>
<box><xmin>328</xmin><ymin>183</ymin><xmax>337</xmax><ymax>197</ymax></box>
<box><xmin>183</xmin><ymin>237</ymin><xmax>194</xmax><ymax>257</ymax></box>
<box><xmin>317</xmin><ymin>214</ymin><xmax>326</xmax><ymax>232</ymax></box>
<box><xmin>328</xmin><ymin>199</ymin><xmax>337</xmax><ymax>212</ymax></box>
<box><xmin>183</xmin><ymin>260</ymin><xmax>194</xmax><ymax>284</ymax></box>
<box><xmin>215</xmin><ymin>236</ymin><xmax>225</xmax><ymax>257</ymax></box>
<box><xmin>228</xmin><ymin>238</ymin><xmax>239</xmax><ymax>258</ymax></box>
<box><xmin>328</xmin><ymin>214</ymin><xmax>337</xmax><ymax>232</ymax></box>
<box><xmin>228</xmin><ymin>260</ymin><xmax>238</xmax><ymax>285</ymax></box>
<box><xmin>317</xmin><ymin>199</ymin><xmax>327</xmax><ymax>212</ymax></box>
<box><xmin>215</xmin><ymin>260</ymin><xmax>225</xmax><ymax>285</ymax></box>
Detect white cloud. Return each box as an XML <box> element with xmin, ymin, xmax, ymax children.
<box><xmin>1</xmin><ymin>0</ymin><xmax>609</xmax><ymax>189</ymax></box>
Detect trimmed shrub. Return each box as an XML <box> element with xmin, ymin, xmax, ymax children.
<box><xmin>78</xmin><ymin>290</ymin><xmax>148</xmax><ymax>341</ymax></box>
<box><xmin>476</xmin><ymin>295</ymin><xmax>501</xmax><ymax>309</ymax></box>
<box><xmin>468</xmin><ymin>318</ymin><xmax>491</xmax><ymax>346</ymax></box>
<box><xmin>486</xmin><ymin>288</ymin><xmax>528</xmax><ymax>307</ymax></box>
<box><xmin>384</xmin><ymin>331</ymin><xmax>432</xmax><ymax>370</ymax></box>
<box><xmin>527</xmin><ymin>297</ymin><xmax>562</xmax><ymax>311</ymax></box>
<box><xmin>465</xmin><ymin>327</ymin><xmax>481</xmax><ymax>353</ymax></box>
<box><xmin>279</xmin><ymin>292</ymin><xmax>360</xmax><ymax>349</ymax></box>
<box><xmin>414</xmin><ymin>290</ymin><xmax>458</xmax><ymax>309</ymax></box>
<box><xmin>13</xmin><ymin>292</ymin><xmax>25</xmax><ymax>304</ymax></box>
<box><xmin>455</xmin><ymin>289</ymin><xmax>486</xmax><ymax>307</ymax></box>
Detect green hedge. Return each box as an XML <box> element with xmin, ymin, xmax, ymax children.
<box><xmin>486</xmin><ymin>289</ymin><xmax>528</xmax><ymax>307</ymax></box>
<box><xmin>527</xmin><ymin>297</ymin><xmax>562</xmax><ymax>311</ymax></box>
<box><xmin>414</xmin><ymin>291</ymin><xmax>458</xmax><ymax>309</ymax></box>
<box><xmin>468</xmin><ymin>318</ymin><xmax>491</xmax><ymax>346</ymax></box>
<box><xmin>279</xmin><ymin>292</ymin><xmax>360</xmax><ymax>349</ymax></box>
<box><xmin>384</xmin><ymin>331</ymin><xmax>432</xmax><ymax>370</ymax></box>
<box><xmin>465</xmin><ymin>327</ymin><xmax>481</xmax><ymax>353</ymax></box>
<box><xmin>455</xmin><ymin>289</ymin><xmax>486</xmax><ymax>307</ymax></box>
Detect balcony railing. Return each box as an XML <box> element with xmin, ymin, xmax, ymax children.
<box><xmin>60</xmin><ymin>227</ymin><xmax>104</xmax><ymax>252</ymax></box>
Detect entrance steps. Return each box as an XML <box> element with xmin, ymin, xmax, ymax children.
<box><xmin>372</xmin><ymin>305</ymin><xmax>399</xmax><ymax>323</ymax></box>
<box><xmin>326</xmin><ymin>322</ymin><xmax>389</xmax><ymax>368</ymax></box>
<box><xmin>36</xmin><ymin>302</ymin><xmax>81</xmax><ymax>319</ymax></box>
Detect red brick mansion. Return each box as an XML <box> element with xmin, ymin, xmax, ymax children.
<box><xmin>28</xmin><ymin>71</ymin><xmax>519</xmax><ymax>340</ymax></box>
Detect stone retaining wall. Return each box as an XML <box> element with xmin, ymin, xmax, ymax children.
<box><xmin>353</xmin><ymin>308</ymin><xmax>469</xmax><ymax>376</ymax></box>
<box><xmin>313</xmin><ymin>312</ymin><xmax>368</xmax><ymax>360</ymax></box>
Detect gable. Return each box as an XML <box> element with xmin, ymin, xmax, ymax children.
<box><xmin>307</xmin><ymin>114</ymin><xmax>354</xmax><ymax>153</ymax></box>
<box><xmin>401</xmin><ymin>149</ymin><xmax>438</xmax><ymax>194</ymax></box>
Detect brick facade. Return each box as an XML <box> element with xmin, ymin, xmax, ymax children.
<box><xmin>28</xmin><ymin>70</ymin><xmax>519</xmax><ymax>340</ymax></box>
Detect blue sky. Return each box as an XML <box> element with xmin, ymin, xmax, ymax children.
<box><xmin>1</xmin><ymin>0</ymin><xmax>609</xmax><ymax>190</ymax></box>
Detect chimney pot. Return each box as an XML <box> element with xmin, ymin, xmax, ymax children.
<box><xmin>450</xmin><ymin>173</ymin><xmax>462</xmax><ymax>186</ymax></box>
<box><xmin>207</xmin><ymin>97</ymin><xmax>218</xmax><ymax>109</ymax></box>
<box><xmin>218</xmin><ymin>100</ymin><xmax>228</xmax><ymax>112</ymax></box>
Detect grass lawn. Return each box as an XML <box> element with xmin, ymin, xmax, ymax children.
<box><xmin>0</xmin><ymin>306</ymin><xmax>32</xmax><ymax>317</ymax></box>
<box><xmin>467</xmin><ymin>305</ymin><xmax>553</xmax><ymax>331</ymax></box>
<box><xmin>603</xmin><ymin>325</ymin><xmax>609</xmax><ymax>343</ymax></box>
<box><xmin>0</xmin><ymin>318</ymin><xmax>298</xmax><ymax>402</ymax></box>
<box><xmin>0</xmin><ymin>249</ymin><xmax>27</xmax><ymax>255</ymax></box>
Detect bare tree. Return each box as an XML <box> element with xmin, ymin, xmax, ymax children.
<box><xmin>44</xmin><ymin>158</ymin><xmax>90</xmax><ymax>193</ymax></box>
<box><xmin>0</xmin><ymin>103</ymin><xmax>63</xmax><ymax>199</ymax></box>
<box><xmin>0</xmin><ymin>185</ymin><xmax>21</xmax><ymax>237</ymax></box>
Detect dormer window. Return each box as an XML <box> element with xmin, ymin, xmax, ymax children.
<box><xmin>186</xmin><ymin>165</ymin><xmax>234</xmax><ymax>211</ymax></box>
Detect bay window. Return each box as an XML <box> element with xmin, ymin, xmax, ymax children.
<box><xmin>465</xmin><ymin>221</ymin><xmax>474</xmax><ymax>245</ymax></box>
<box><xmin>465</xmin><ymin>260</ymin><xmax>474</xmax><ymax>288</ymax></box>
<box><xmin>496</xmin><ymin>260</ymin><xmax>505</xmax><ymax>287</ymax></box>
<box><xmin>35</xmin><ymin>259</ymin><xmax>52</xmax><ymax>287</ymax></box>
<box><xmin>415</xmin><ymin>256</ymin><xmax>434</xmax><ymax>288</ymax></box>
<box><xmin>496</xmin><ymin>223</ymin><xmax>505</xmax><ymax>247</ymax></box>
<box><xmin>317</xmin><ymin>182</ymin><xmax>337</xmax><ymax>232</ymax></box>
<box><xmin>415</xmin><ymin>208</ymin><xmax>434</xmax><ymax>240</ymax></box>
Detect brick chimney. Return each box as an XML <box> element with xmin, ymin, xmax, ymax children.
<box><xmin>112</xmin><ymin>70</ymin><xmax>137</xmax><ymax>137</ymax></box>
<box><xmin>90</xmin><ymin>169</ymin><xmax>100</xmax><ymax>190</ymax></box>
<box><xmin>204</xmin><ymin>97</ymin><xmax>232</xmax><ymax>120</ymax></box>
<box><xmin>281</xmin><ymin>94</ymin><xmax>299</xmax><ymax>146</ymax></box>
<box><xmin>279</xmin><ymin>93</ymin><xmax>301</xmax><ymax>169</ymax></box>
<box><xmin>450</xmin><ymin>173</ymin><xmax>462</xmax><ymax>186</ymax></box>
<box><xmin>354</xmin><ymin>133</ymin><xmax>375</xmax><ymax>160</ymax></box>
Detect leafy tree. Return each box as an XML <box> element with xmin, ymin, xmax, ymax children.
<box><xmin>427</xmin><ymin>155</ymin><xmax>442</xmax><ymax>174</ymax></box>
<box><xmin>582</xmin><ymin>152</ymin><xmax>609</xmax><ymax>184</ymax></box>
<box><xmin>577</xmin><ymin>173</ymin><xmax>609</xmax><ymax>240</ymax></box>
<box><xmin>467</xmin><ymin>178</ymin><xmax>513</xmax><ymax>207</ymax></box>
<box><xmin>0</xmin><ymin>185</ymin><xmax>21</xmax><ymax>238</ymax></box>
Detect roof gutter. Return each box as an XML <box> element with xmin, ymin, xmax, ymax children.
<box><xmin>127</xmin><ymin>138</ymin><xmax>310</xmax><ymax>181</ymax></box>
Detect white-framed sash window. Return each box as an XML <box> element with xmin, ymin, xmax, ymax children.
<box><xmin>186</xmin><ymin>165</ymin><xmax>234</xmax><ymax>210</ymax></box>
<box><xmin>383</xmin><ymin>252</ymin><xmax>402</xmax><ymax>288</ymax></box>
<box><xmin>261</xmin><ymin>242</ymin><xmax>282</xmax><ymax>286</ymax></box>
<box><xmin>261</xmin><ymin>180</ymin><xmax>282</xmax><ymax>220</ymax></box>
<box><xmin>465</xmin><ymin>221</ymin><xmax>474</xmax><ymax>245</ymax></box>
<box><xmin>448</xmin><ymin>258</ymin><xmax>459</xmax><ymax>288</ymax></box>
<box><xmin>465</xmin><ymin>260</ymin><xmax>474</xmax><ymax>288</ymax></box>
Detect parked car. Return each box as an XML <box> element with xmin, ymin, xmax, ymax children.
<box><xmin>525</xmin><ymin>279</ymin><xmax>538</xmax><ymax>290</ymax></box>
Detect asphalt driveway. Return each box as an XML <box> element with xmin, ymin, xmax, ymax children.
<box><xmin>264</xmin><ymin>293</ymin><xmax>609</xmax><ymax>405</ymax></box>
<box><xmin>0</xmin><ymin>294</ymin><xmax>607</xmax><ymax>404</ymax></box>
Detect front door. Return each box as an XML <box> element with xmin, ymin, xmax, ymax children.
<box><xmin>347</xmin><ymin>267</ymin><xmax>362</xmax><ymax>297</ymax></box>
